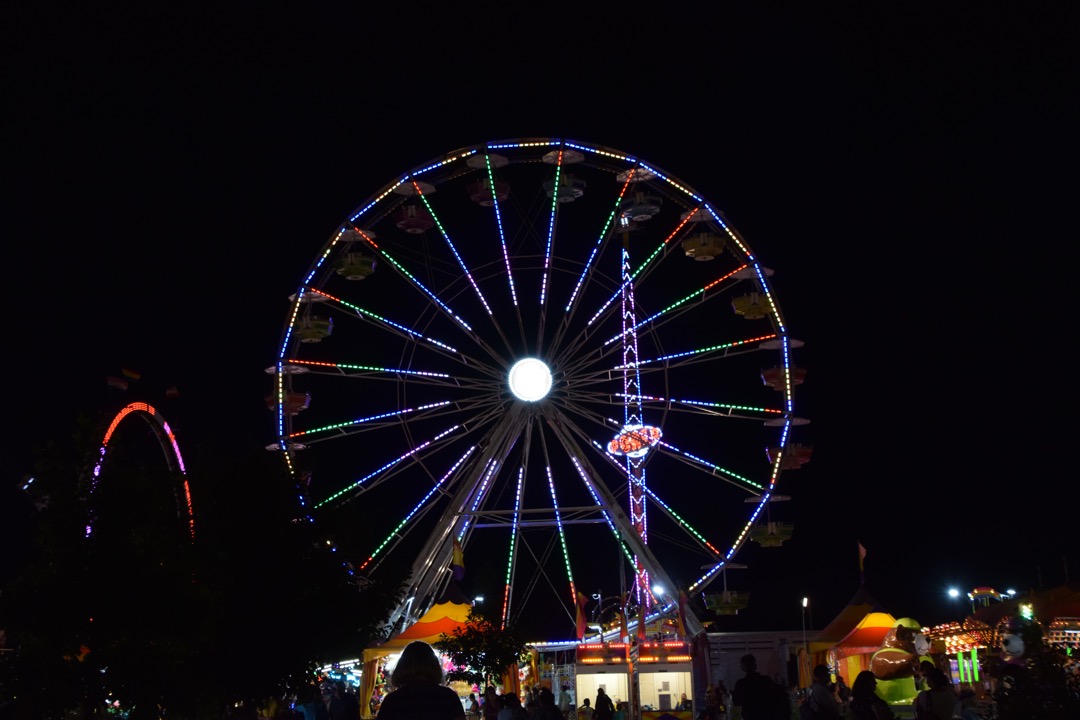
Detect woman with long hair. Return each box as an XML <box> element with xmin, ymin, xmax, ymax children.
<box><xmin>376</xmin><ymin>641</ymin><xmax>466</xmax><ymax>720</ymax></box>
<box><xmin>849</xmin><ymin>671</ymin><xmax>896</xmax><ymax>720</ymax></box>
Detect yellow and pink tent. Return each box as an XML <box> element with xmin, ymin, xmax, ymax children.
<box><xmin>361</xmin><ymin>600</ymin><xmax>473</xmax><ymax>715</ymax></box>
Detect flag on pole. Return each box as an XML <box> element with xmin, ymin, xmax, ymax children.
<box><xmin>451</xmin><ymin>539</ymin><xmax>465</xmax><ymax>581</ymax></box>
<box><xmin>575</xmin><ymin>591</ymin><xmax>588</xmax><ymax>640</ymax></box>
<box><xmin>105</xmin><ymin>375</ymin><xmax>128</xmax><ymax>391</ymax></box>
<box><xmin>121</xmin><ymin>368</ymin><xmax>141</xmax><ymax>381</ymax></box>
<box><xmin>676</xmin><ymin>590</ymin><xmax>689</xmax><ymax>638</ymax></box>
<box><xmin>858</xmin><ymin>541</ymin><xmax>867</xmax><ymax>571</ymax></box>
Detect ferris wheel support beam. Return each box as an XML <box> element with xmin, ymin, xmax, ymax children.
<box><xmin>385</xmin><ymin>401</ymin><xmax>531</xmax><ymax>630</ymax></box>
<box><xmin>542</xmin><ymin>406</ymin><xmax>705</xmax><ymax>636</ymax></box>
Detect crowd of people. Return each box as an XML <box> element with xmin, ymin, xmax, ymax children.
<box><xmin>240</xmin><ymin>639</ymin><xmax>1006</xmax><ymax>720</ymax></box>
<box><xmin>720</xmin><ymin>653</ymin><xmax>996</xmax><ymax>720</ymax></box>
<box><xmin>355</xmin><ymin>640</ymin><xmax>631</xmax><ymax>720</ymax></box>
<box><xmin>467</xmin><ymin>676</ymin><xmax>619</xmax><ymax>720</ymax></box>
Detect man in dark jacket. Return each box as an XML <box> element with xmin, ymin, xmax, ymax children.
<box><xmin>592</xmin><ymin>687</ymin><xmax>615</xmax><ymax>720</ymax></box>
<box><xmin>731</xmin><ymin>653</ymin><xmax>777</xmax><ymax>719</ymax></box>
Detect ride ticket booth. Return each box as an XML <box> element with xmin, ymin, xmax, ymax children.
<box><xmin>576</xmin><ymin>641</ymin><xmax>632</xmax><ymax>714</ymax></box>
<box><xmin>636</xmin><ymin>640</ymin><xmax>693</xmax><ymax>718</ymax></box>
<box><xmin>576</xmin><ymin>639</ymin><xmax>693</xmax><ymax>720</ymax></box>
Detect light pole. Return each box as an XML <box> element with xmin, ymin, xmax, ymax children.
<box><xmin>801</xmin><ymin>597</ymin><xmax>809</xmax><ymax>687</ymax></box>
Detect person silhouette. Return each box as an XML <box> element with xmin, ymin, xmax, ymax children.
<box><xmin>592</xmin><ymin>688</ymin><xmax>614</xmax><ymax>720</ymax></box>
<box><xmin>731</xmin><ymin>654</ymin><xmax>773</xmax><ymax>719</ymax></box>
<box><xmin>375</xmin><ymin>640</ymin><xmax>466</xmax><ymax>720</ymax></box>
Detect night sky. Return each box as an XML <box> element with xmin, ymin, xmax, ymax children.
<box><xmin>4</xmin><ymin>6</ymin><xmax>1075</xmax><ymax>638</ymax></box>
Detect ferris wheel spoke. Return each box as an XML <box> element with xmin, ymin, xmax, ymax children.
<box><xmin>478</xmin><ymin>152</ymin><xmax>533</xmax><ymax>355</ymax></box>
<box><xmin>414</xmin><ymin>183</ymin><xmax>495</xmax><ymax>316</ymax></box>
<box><xmin>652</xmin><ymin>439</ymin><xmax>768</xmax><ymax>493</ymax></box>
<box><xmin>545</xmin><ymin>408</ymin><xmax>696</xmax><ymax>625</ymax></box>
<box><xmin>400</xmin><ymin>404</ymin><xmax>532</xmax><ymax>618</ymax></box>
<box><xmin>498</xmin><ymin>462</ymin><xmax>527</xmax><ymax>628</ymax></box>
<box><xmin>314</xmin><ymin>420</ymin><xmax>475</xmax><ymax>509</ymax></box>
<box><xmin>601</xmin><ymin>264</ymin><xmax>750</xmax><ymax>348</ymax></box>
<box><xmin>582</xmin><ymin>212</ymin><xmax>698</xmax><ymax>331</ymax></box>
<box><xmin>536</xmin><ymin>426</ymin><xmax>579</xmax><ymax>609</ymax></box>
<box><xmin>551</xmin><ymin>170</ymin><xmax>640</xmax><ymax>355</ymax></box>
<box><xmin>551</xmin><ymin>321</ymin><xmax>628</xmax><ymax>383</ymax></box>
<box><xmin>414</xmin><ymin>183</ymin><xmax>526</xmax><ymax>364</ymax></box>
<box><xmin>301</xmin><ymin>286</ymin><xmax>489</xmax><ymax>367</ymax></box>
<box><xmin>288</xmin><ymin>400</ymin><xmax>457</xmax><ymax>444</ymax></box>
<box><xmin>543</xmin><ymin>407</ymin><xmax>635</xmax><ymax>564</ymax></box>
<box><xmin>615</xmin><ymin>392</ymin><xmax>787</xmax><ymax>423</ymax></box>
<box><xmin>616</xmin><ymin>332</ymin><xmax>779</xmax><ymax>370</ymax></box>
<box><xmin>357</xmin><ymin>444</ymin><xmax>479</xmax><ymax>576</ymax></box>
<box><xmin>348</xmin><ymin>228</ymin><xmax>489</xmax><ymax>342</ymax></box>
<box><xmin>494</xmin><ymin>419</ymin><xmax>537</xmax><ymax>628</ymax></box>
<box><xmin>642</xmin><ymin>486</ymin><xmax>725</xmax><ymax>562</ymax></box>
<box><xmin>283</xmin><ymin>359</ymin><xmax>456</xmax><ymax>384</ymax></box>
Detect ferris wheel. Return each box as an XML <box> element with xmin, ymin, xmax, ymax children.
<box><xmin>267</xmin><ymin>138</ymin><xmax>808</xmax><ymax>639</ymax></box>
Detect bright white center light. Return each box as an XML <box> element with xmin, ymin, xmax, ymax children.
<box><xmin>508</xmin><ymin>358</ymin><xmax>552</xmax><ymax>402</ymax></box>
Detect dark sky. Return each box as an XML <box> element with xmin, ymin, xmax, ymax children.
<box><xmin>4</xmin><ymin>6</ymin><xmax>1076</xmax><ymax>637</ymax></box>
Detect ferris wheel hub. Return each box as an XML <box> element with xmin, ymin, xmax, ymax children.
<box><xmin>508</xmin><ymin>358</ymin><xmax>552</xmax><ymax>402</ymax></box>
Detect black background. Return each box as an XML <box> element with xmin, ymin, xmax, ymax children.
<box><xmin>3</xmin><ymin>5</ymin><xmax>1076</xmax><ymax>635</ymax></box>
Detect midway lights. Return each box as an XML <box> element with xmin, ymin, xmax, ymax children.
<box><xmin>508</xmin><ymin>358</ymin><xmax>553</xmax><ymax>402</ymax></box>
<box><xmin>577</xmin><ymin>640</ymin><xmax>691</xmax><ymax>664</ymax></box>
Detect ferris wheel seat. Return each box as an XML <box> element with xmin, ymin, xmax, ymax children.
<box><xmin>467</xmin><ymin>178</ymin><xmax>509</xmax><ymax>206</ymax></box>
<box><xmin>543</xmin><ymin>175</ymin><xmax>586</xmax><ymax>202</ymax></box>
<box><xmin>267</xmin><ymin>392</ymin><xmax>311</xmax><ymax>415</ymax></box>
<box><xmin>336</xmin><ymin>253</ymin><xmax>377</xmax><ymax>280</ymax></box>
<box><xmin>680</xmin><ymin>208</ymin><xmax>711</xmax><ymax>223</ymax></box>
<box><xmin>760</xmin><ymin>366</ymin><xmax>807</xmax><ymax>391</ymax></box>
<box><xmin>750</xmin><ymin>521</ymin><xmax>793</xmax><ymax>547</ymax></box>
<box><xmin>682</xmin><ymin>233</ymin><xmax>725</xmax><ymax>261</ymax></box>
<box><xmin>705</xmin><ymin>591</ymin><xmax>749</xmax><ymax>615</ymax></box>
<box><xmin>766</xmin><ymin>443</ymin><xmax>812</xmax><ymax>469</ymax></box>
<box><xmin>395</xmin><ymin>205</ymin><xmax>434</xmax><ymax>233</ymax></box>
<box><xmin>297</xmin><ymin>316</ymin><xmax>333</xmax><ymax>343</ymax></box>
<box><xmin>732</xmin><ymin>293</ymin><xmax>769</xmax><ymax>319</ymax></box>
<box><xmin>620</xmin><ymin>193</ymin><xmax>662</xmax><ymax>222</ymax></box>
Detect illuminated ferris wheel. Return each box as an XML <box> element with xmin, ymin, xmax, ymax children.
<box><xmin>267</xmin><ymin>138</ymin><xmax>808</xmax><ymax>638</ymax></box>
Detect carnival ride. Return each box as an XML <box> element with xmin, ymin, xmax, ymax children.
<box><xmin>87</xmin><ymin>400</ymin><xmax>194</xmax><ymax>540</ymax></box>
<box><xmin>266</xmin><ymin>138</ymin><xmax>809</xmax><ymax>640</ymax></box>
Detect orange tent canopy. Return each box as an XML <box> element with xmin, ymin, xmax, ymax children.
<box><xmin>364</xmin><ymin>600</ymin><xmax>473</xmax><ymax>660</ymax></box>
<box><xmin>833</xmin><ymin>611</ymin><xmax>897</xmax><ymax>655</ymax></box>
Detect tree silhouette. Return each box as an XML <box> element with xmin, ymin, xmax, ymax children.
<box><xmin>0</xmin><ymin>407</ymin><xmax>405</xmax><ymax>718</ymax></box>
<box><xmin>434</xmin><ymin>604</ymin><xmax>531</xmax><ymax>688</ymax></box>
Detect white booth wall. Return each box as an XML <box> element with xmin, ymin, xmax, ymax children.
<box><xmin>575</xmin><ymin>667</ymin><xmax>631</xmax><ymax>710</ymax></box>
<box><xmin>639</xmin><ymin>665</ymin><xmax>692</xmax><ymax>711</ymax></box>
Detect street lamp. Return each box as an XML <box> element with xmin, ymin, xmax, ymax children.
<box><xmin>801</xmin><ymin>597</ymin><xmax>809</xmax><ymax>686</ymax></box>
